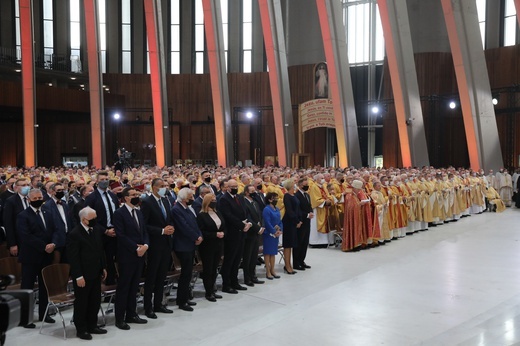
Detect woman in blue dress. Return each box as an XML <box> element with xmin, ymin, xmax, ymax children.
<box><xmin>262</xmin><ymin>192</ymin><xmax>283</xmax><ymax>279</ymax></box>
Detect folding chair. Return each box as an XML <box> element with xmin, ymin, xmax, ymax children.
<box><xmin>0</xmin><ymin>257</ymin><xmax>22</xmax><ymax>289</ymax></box>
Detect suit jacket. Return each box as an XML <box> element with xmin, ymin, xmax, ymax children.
<box><xmin>252</xmin><ymin>191</ymin><xmax>267</xmax><ymax>211</ymax></box>
<box><xmin>85</xmin><ymin>189</ymin><xmax>120</xmax><ymax>230</ymax></box>
<box><xmin>196</xmin><ymin>210</ymin><xmax>226</xmax><ymax>241</ymax></box>
<box><xmin>243</xmin><ymin>197</ymin><xmax>262</xmax><ymax>237</ymax></box>
<box><xmin>171</xmin><ymin>202</ymin><xmax>202</xmax><ymax>252</ymax></box>
<box><xmin>66</xmin><ymin>224</ymin><xmax>106</xmax><ymax>280</ymax></box>
<box><xmin>165</xmin><ymin>190</ymin><xmax>176</xmax><ymax>208</ymax></box>
<box><xmin>71</xmin><ymin>198</ymin><xmax>86</xmax><ymax>227</ymax></box>
<box><xmin>296</xmin><ymin>190</ymin><xmax>312</xmax><ymax>224</ymax></box>
<box><xmin>113</xmin><ymin>205</ymin><xmax>149</xmax><ymax>264</ymax></box>
<box><xmin>140</xmin><ymin>195</ymin><xmax>173</xmax><ymax>255</ymax></box>
<box><xmin>3</xmin><ymin>194</ymin><xmax>26</xmax><ymax>247</ymax></box>
<box><xmin>16</xmin><ymin>207</ymin><xmax>60</xmax><ymax>264</ymax></box>
<box><xmin>218</xmin><ymin>192</ymin><xmax>248</xmax><ymax>239</ymax></box>
<box><xmin>195</xmin><ymin>183</ymin><xmax>218</xmax><ymax>198</ymax></box>
<box><xmin>191</xmin><ymin>196</ymin><xmax>203</xmax><ymax>215</ymax></box>
<box><xmin>43</xmin><ymin>198</ymin><xmax>73</xmax><ymax>248</ymax></box>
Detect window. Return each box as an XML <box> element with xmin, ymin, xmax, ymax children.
<box><xmin>242</xmin><ymin>0</ymin><xmax>252</xmax><ymax>73</ymax></box>
<box><xmin>171</xmin><ymin>0</ymin><xmax>180</xmax><ymax>74</ymax></box>
<box><xmin>43</xmin><ymin>0</ymin><xmax>54</xmax><ymax>59</ymax></box>
<box><xmin>194</xmin><ymin>0</ymin><xmax>204</xmax><ymax>74</ymax></box>
<box><xmin>476</xmin><ymin>0</ymin><xmax>486</xmax><ymax>48</ymax></box>
<box><xmin>221</xmin><ymin>0</ymin><xmax>228</xmax><ymax>71</ymax></box>
<box><xmin>98</xmin><ymin>0</ymin><xmax>106</xmax><ymax>73</ymax></box>
<box><xmin>121</xmin><ymin>0</ymin><xmax>131</xmax><ymax>73</ymax></box>
<box><xmin>15</xmin><ymin>0</ymin><xmax>20</xmax><ymax>60</ymax></box>
<box><xmin>70</xmin><ymin>0</ymin><xmax>81</xmax><ymax>72</ymax></box>
<box><xmin>503</xmin><ymin>0</ymin><xmax>517</xmax><ymax>46</ymax></box>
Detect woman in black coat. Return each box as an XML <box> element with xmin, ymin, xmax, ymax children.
<box><xmin>196</xmin><ymin>194</ymin><xmax>226</xmax><ymax>301</ymax></box>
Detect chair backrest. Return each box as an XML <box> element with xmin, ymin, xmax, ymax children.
<box><xmin>0</xmin><ymin>257</ymin><xmax>22</xmax><ymax>285</ymax></box>
<box><xmin>41</xmin><ymin>263</ymin><xmax>70</xmax><ymax>298</ymax></box>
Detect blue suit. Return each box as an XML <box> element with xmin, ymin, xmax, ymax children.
<box><xmin>43</xmin><ymin>197</ymin><xmax>73</xmax><ymax>262</ymax></box>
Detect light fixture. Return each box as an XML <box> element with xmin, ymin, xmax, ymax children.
<box><xmin>70</xmin><ymin>77</ymin><xmax>76</xmax><ymax>80</ymax></box>
<box><xmin>246</xmin><ymin>111</ymin><xmax>253</xmax><ymax>119</ymax></box>
<box><xmin>492</xmin><ymin>98</ymin><xmax>498</xmax><ymax>105</ymax></box>
<box><xmin>79</xmin><ymin>84</ymin><xmax>84</xmax><ymax>87</ymax></box>
<box><xmin>48</xmin><ymin>83</ymin><xmax>52</xmax><ymax>87</ymax></box>
<box><xmin>371</xmin><ymin>105</ymin><xmax>380</xmax><ymax>114</ymax></box>
<box><xmin>15</xmin><ymin>69</ymin><xmax>21</xmax><ymax>73</ymax></box>
<box><xmin>113</xmin><ymin>113</ymin><xmax>120</xmax><ymax>120</ymax></box>
<box><xmin>449</xmin><ymin>101</ymin><xmax>456</xmax><ymax>109</ymax></box>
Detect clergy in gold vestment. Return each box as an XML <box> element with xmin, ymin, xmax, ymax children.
<box><xmin>309</xmin><ymin>174</ymin><xmax>332</xmax><ymax>246</ymax></box>
<box><xmin>266</xmin><ymin>175</ymin><xmax>286</xmax><ymax>217</ymax></box>
<box><xmin>342</xmin><ymin>180</ymin><xmax>371</xmax><ymax>251</ymax></box>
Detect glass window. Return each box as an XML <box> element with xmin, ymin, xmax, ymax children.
<box><xmin>98</xmin><ymin>0</ymin><xmax>106</xmax><ymax>73</ymax></box>
<box><xmin>503</xmin><ymin>0</ymin><xmax>517</xmax><ymax>46</ymax></box>
<box><xmin>243</xmin><ymin>50</ymin><xmax>251</xmax><ymax>73</ymax></box>
<box><xmin>70</xmin><ymin>0</ymin><xmax>81</xmax><ymax>72</ymax></box>
<box><xmin>194</xmin><ymin>0</ymin><xmax>205</xmax><ymax>73</ymax></box>
<box><xmin>476</xmin><ymin>0</ymin><xmax>486</xmax><ymax>48</ymax></box>
<box><xmin>43</xmin><ymin>0</ymin><xmax>54</xmax><ymax>58</ymax></box>
<box><xmin>15</xmin><ymin>0</ymin><xmax>21</xmax><ymax>59</ymax></box>
<box><xmin>121</xmin><ymin>0</ymin><xmax>131</xmax><ymax>73</ymax></box>
<box><xmin>242</xmin><ymin>0</ymin><xmax>252</xmax><ymax>73</ymax></box>
<box><xmin>171</xmin><ymin>0</ymin><xmax>180</xmax><ymax>73</ymax></box>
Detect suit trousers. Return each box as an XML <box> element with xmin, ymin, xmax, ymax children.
<box><xmin>198</xmin><ymin>241</ymin><xmax>222</xmax><ymax>295</ymax></box>
<box><xmin>104</xmin><ymin>237</ymin><xmax>117</xmax><ymax>285</ymax></box>
<box><xmin>293</xmin><ymin>219</ymin><xmax>311</xmax><ymax>267</ymax></box>
<box><xmin>72</xmin><ymin>276</ymin><xmax>101</xmax><ymax>333</ymax></box>
<box><xmin>221</xmin><ymin>232</ymin><xmax>245</xmax><ymax>288</ymax></box>
<box><xmin>21</xmin><ymin>257</ymin><xmax>52</xmax><ymax>319</ymax></box>
<box><xmin>174</xmin><ymin>250</ymin><xmax>194</xmax><ymax>306</ymax></box>
<box><xmin>115</xmin><ymin>260</ymin><xmax>143</xmax><ymax>322</ymax></box>
<box><xmin>143</xmin><ymin>248</ymin><xmax>171</xmax><ymax>311</ymax></box>
<box><xmin>242</xmin><ymin>234</ymin><xmax>259</xmax><ymax>282</ymax></box>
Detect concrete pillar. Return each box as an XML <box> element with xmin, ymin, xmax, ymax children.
<box><xmin>54</xmin><ymin>0</ymin><xmax>69</xmax><ymax>58</ymax></box>
<box><xmin>106</xmin><ymin>0</ymin><xmax>120</xmax><ymax>73</ymax></box>
<box><xmin>132</xmin><ymin>0</ymin><xmax>145</xmax><ymax>73</ymax></box>
<box><xmin>144</xmin><ymin>0</ymin><xmax>170</xmax><ymax>166</ymax></box>
<box><xmin>485</xmin><ymin>0</ymin><xmax>501</xmax><ymax>49</ymax></box>
<box><xmin>1</xmin><ymin>1</ymin><xmax>15</xmax><ymax>48</ymax></box>
<box><xmin>258</xmin><ymin>0</ymin><xmax>296</xmax><ymax>167</ymax></box>
<box><xmin>407</xmin><ymin>0</ymin><xmax>451</xmax><ymax>53</ymax></box>
<box><xmin>202</xmin><ymin>0</ymin><xmax>233</xmax><ymax>167</ymax></box>
<box><xmin>515</xmin><ymin>0</ymin><xmax>520</xmax><ymax>27</ymax></box>
<box><xmin>227</xmin><ymin>0</ymin><xmax>240</xmax><ymax>72</ymax></box>
<box><xmin>441</xmin><ymin>0</ymin><xmax>503</xmax><ymax>171</ymax></box>
<box><xmin>251</xmin><ymin>0</ymin><xmax>264</xmax><ymax>72</ymax></box>
<box><xmin>377</xmin><ymin>0</ymin><xmax>429</xmax><ymax>167</ymax></box>
<box><xmin>315</xmin><ymin>0</ymin><xmax>362</xmax><ymax>168</ymax></box>
<box><xmin>180</xmin><ymin>0</ymin><xmax>193</xmax><ymax>73</ymax></box>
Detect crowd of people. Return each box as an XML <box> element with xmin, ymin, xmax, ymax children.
<box><xmin>0</xmin><ymin>163</ymin><xmax>515</xmax><ymax>340</ymax></box>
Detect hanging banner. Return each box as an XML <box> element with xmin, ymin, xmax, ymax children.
<box><xmin>299</xmin><ymin>99</ymin><xmax>335</xmax><ymax>132</ymax></box>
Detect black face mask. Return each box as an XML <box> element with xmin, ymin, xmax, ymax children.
<box><xmin>230</xmin><ymin>188</ymin><xmax>238</xmax><ymax>195</ymax></box>
<box><xmin>130</xmin><ymin>197</ymin><xmax>140</xmax><ymax>206</ymax></box>
<box><xmin>55</xmin><ymin>191</ymin><xmax>65</xmax><ymax>200</ymax></box>
<box><xmin>209</xmin><ymin>201</ymin><xmax>217</xmax><ymax>209</ymax></box>
<box><xmin>0</xmin><ymin>175</ymin><xmax>6</xmax><ymax>180</ymax></box>
<box><xmin>181</xmin><ymin>184</ymin><xmax>190</xmax><ymax>189</ymax></box>
<box><xmin>302</xmin><ymin>185</ymin><xmax>309</xmax><ymax>191</ymax></box>
<box><xmin>271</xmin><ymin>199</ymin><xmax>278</xmax><ymax>206</ymax></box>
<box><xmin>122</xmin><ymin>179</ymin><xmax>129</xmax><ymax>184</ymax></box>
<box><xmin>186</xmin><ymin>199</ymin><xmax>194</xmax><ymax>206</ymax></box>
<box><xmin>36</xmin><ymin>182</ymin><xmax>43</xmax><ymax>189</ymax></box>
<box><xmin>204</xmin><ymin>177</ymin><xmax>211</xmax><ymax>183</ymax></box>
<box><xmin>87</xmin><ymin>218</ymin><xmax>97</xmax><ymax>228</ymax></box>
<box><xmin>30</xmin><ymin>200</ymin><xmax>44</xmax><ymax>209</ymax></box>
<box><xmin>249</xmin><ymin>192</ymin><xmax>257</xmax><ymax>198</ymax></box>
<box><xmin>256</xmin><ymin>184</ymin><xmax>263</xmax><ymax>190</ymax></box>
<box><xmin>340</xmin><ymin>179</ymin><xmax>345</xmax><ymax>184</ymax></box>
<box><xmin>170</xmin><ymin>184</ymin><xmax>176</xmax><ymax>189</ymax></box>
<box><xmin>116</xmin><ymin>192</ymin><xmax>123</xmax><ymax>199</ymax></box>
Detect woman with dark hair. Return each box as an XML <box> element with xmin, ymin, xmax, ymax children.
<box><xmin>281</xmin><ymin>179</ymin><xmax>301</xmax><ymax>274</ymax></box>
<box><xmin>262</xmin><ymin>192</ymin><xmax>283</xmax><ymax>279</ymax></box>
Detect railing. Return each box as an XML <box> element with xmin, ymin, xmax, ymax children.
<box><xmin>0</xmin><ymin>46</ymin><xmax>82</xmax><ymax>73</ymax></box>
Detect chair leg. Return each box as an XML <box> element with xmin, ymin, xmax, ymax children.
<box><xmin>99</xmin><ymin>304</ymin><xmax>106</xmax><ymax>327</ymax></box>
<box><xmin>39</xmin><ymin>303</ymin><xmax>51</xmax><ymax>334</ymax></box>
<box><xmin>105</xmin><ymin>295</ymin><xmax>114</xmax><ymax>314</ymax></box>
<box><xmin>52</xmin><ymin>302</ymin><xmax>67</xmax><ymax>340</ymax></box>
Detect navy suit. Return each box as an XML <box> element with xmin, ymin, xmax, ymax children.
<box><xmin>171</xmin><ymin>202</ymin><xmax>202</xmax><ymax>306</ymax></box>
<box><xmin>294</xmin><ymin>190</ymin><xmax>312</xmax><ymax>268</ymax></box>
<box><xmin>43</xmin><ymin>198</ymin><xmax>73</xmax><ymax>263</ymax></box>
<box><xmin>3</xmin><ymin>193</ymin><xmax>27</xmax><ymax>248</ymax></box>
<box><xmin>140</xmin><ymin>195</ymin><xmax>174</xmax><ymax>312</ymax></box>
<box><xmin>191</xmin><ymin>196</ymin><xmax>203</xmax><ymax>215</ymax></box>
<box><xmin>242</xmin><ymin>196</ymin><xmax>263</xmax><ymax>283</ymax></box>
<box><xmin>113</xmin><ymin>205</ymin><xmax>149</xmax><ymax>322</ymax></box>
<box><xmin>17</xmin><ymin>206</ymin><xmax>60</xmax><ymax>319</ymax></box>
<box><xmin>195</xmin><ymin>183</ymin><xmax>217</xmax><ymax>198</ymax></box>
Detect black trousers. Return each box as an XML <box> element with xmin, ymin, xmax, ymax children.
<box><xmin>104</xmin><ymin>237</ymin><xmax>117</xmax><ymax>285</ymax></box>
<box><xmin>293</xmin><ymin>220</ymin><xmax>310</xmax><ymax>267</ymax></box>
<box><xmin>221</xmin><ymin>232</ymin><xmax>244</xmax><ymax>288</ymax></box>
<box><xmin>242</xmin><ymin>234</ymin><xmax>259</xmax><ymax>282</ymax></box>
<box><xmin>174</xmin><ymin>250</ymin><xmax>194</xmax><ymax>306</ymax></box>
<box><xmin>143</xmin><ymin>248</ymin><xmax>170</xmax><ymax>312</ymax></box>
<box><xmin>198</xmin><ymin>241</ymin><xmax>222</xmax><ymax>296</ymax></box>
<box><xmin>72</xmin><ymin>276</ymin><xmax>101</xmax><ymax>333</ymax></box>
<box><xmin>114</xmin><ymin>260</ymin><xmax>143</xmax><ymax>322</ymax></box>
<box><xmin>20</xmin><ymin>256</ymin><xmax>52</xmax><ymax>320</ymax></box>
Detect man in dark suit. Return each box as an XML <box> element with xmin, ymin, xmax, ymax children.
<box><xmin>218</xmin><ymin>179</ymin><xmax>251</xmax><ymax>294</ymax></box>
<box><xmin>140</xmin><ymin>178</ymin><xmax>175</xmax><ymax>319</ymax></box>
<box><xmin>3</xmin><ymin>178</ymin><xmax>31</xmax><ymax>256</ymax></box>
<box><xmin>85</xmin><ymin>171</ymin><xmax>120</xmax><ymax>285</ymax></box>
<box><xmin>192</xmin><ymin>185</ymin><xmax>210</xmax><ymax>215</ymax></box>
<box><xmin>113</xmin><ymin>187</ymin><xmax>149</xmax><ymax>330</ymax></box>
<box><xmin>43</xmin><ymin>182</ymin><xmax>73</xmax><ymax>263</ymax></box>
<box><xmin>71</xmin><ymin>185</ymin><xmax>94</xmax><ymax>227</ymax></box>
<box><xmin>67</xmin><ymin>206</ymin><xmax>107</xmax><ymax>340</ymax></box>
<box><xmin>17</xmin><ymin>188</ymin><xmax>61</xmax><ymax>328</ymax></box>
<box><xmin>242</xmin><ymin>185</ymin><xmax>265</xmax><ymax>286</ymax></box>
<box><xmin>171</xmin><ymin>188</ymin><xmax>202</xmax><ymax>312</ymax></box>
<box><xmin>253</xmin><ymin>178</ymin><xmax>267</xmax><ymax>210</ymax></box>
<box><xmin>294</xmin><ymin>178</ymin><xmax>314</xmax><ymax>270</ymax></box>
<box><xmin>195</xmin><ymin>170</ymin><xmax>218</xmax><ymax>197</ymax></box>
<box><xmin>0</xmin><ymin>176</ymin><xmax>16</xmax><ymax>243</ymax></box>
<box><xmin>216</xmin><ymin>179</ymin><xmax>228</xmax><ymax>203</ymax></box>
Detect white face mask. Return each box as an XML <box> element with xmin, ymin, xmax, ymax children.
<box><xmin>384</xmin><ymin>181</ymin><xmax>389</xmax><ymax>186</ymax></box>
<box><xmin>320</xmin><ymin>179</ymin><xmax>326</xmax><ymax>185</ymax></box>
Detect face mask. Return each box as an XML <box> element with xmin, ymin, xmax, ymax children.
<box><xmin>302</xmin><ymin>185</ymin><xmax>309</xmax><ymax>191</ymax></box>
<box><xmin>20</xmin><ymin>186</ymin><xmax>31</xmax><ymax>196</ymax></box>
<box><xmin>122</xmin><ymin>179</ymin><xmax>129</xmax><ymax>184</ymax></box>
<box><xmin>230</xmin><ymin>188</ymin><xmax>238</xmax><ymax>195</ymax></box>
<box><xmin>145</xmin><ymin>184</ymin><xmax>151</xmax><ymax>191</ymax></box>
<box><xmin>36</xmin><ymin>182</ymin><xmax>43</xmax><ymax>189</ymax></box>
<box><xmin>209</xmin><ymin>201</ymin><xmax>217</xmax><ymax>209</ymax></box>
<box><xmin>130</xmin><ymin>197</ymin><xmax>141</xmax><ymax>206</ymax></box>
<box><xmin>30</xmin><ymin>199</ymin><xmax>44</xmax><ymax>209</ymax></box>
<box><xmin>204</xmin><ymin>177</ymin><xmax>211</xmax><ymax>183</ymax></box>
<box><xmin>140</xmin><ymin>193</ymin><xmax>147</xmax><ymax>199</ymax></box>
<box><xmin>320</xmin><ymin>179</ymin><xmax>325</xmax><ymax>185</ymax></box>
<box><xmin>256</xmin><ymin>184</ymin><xmax>263</xmax><ymax>190</ymax></box>
<box><xmin>170</xmin><ymin>184</ymin><xmax>176</xmax><ymax>189</ymax></box>
<box><xmin>0</xmin><ymin>175</ymin><xmax>5</xmax><ymax>180</ymax></box>
<box><xmin>98</xmin><ymin>180</ymin><xmax>109</xmax><ymax>190</ymax></box>
<box><xmin>116</xmin><ymin>192</ymin><xmax>123</xmax><ymax>199</ymax></box>
<box><xmin>87</xmin><ymin>218</ymin><xmax>97</xmax><ymax>228</ymax></box>
<box><xmin>340</xmin><ymin>179</ymin><xmax>345</xmax><ymax>183</ymax></box>
<box><xmin>186</xmin><ymin>199</ymin><xmax>194</xmax><ymax>206</ymax></box>
<box><xmin>272</xmin><ymin>199</ymin><xmax>278</xmax><ymax>206</ymax></box>
<box><xmin>55</xmin><ymin>191</ymin><xmax>65</xmax><ymax>200</ymax></box>
<box><xmin>158</xmin><ymin>187</ymin><xmax>167</xmax><ymax>197</ymax></box>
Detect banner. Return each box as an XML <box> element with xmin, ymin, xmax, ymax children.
<box><xmin>300</xmin><ymin>99</ymin><xmax>335</xmax><ymax>132</ymax></box>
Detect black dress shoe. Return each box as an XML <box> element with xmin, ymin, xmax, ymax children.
<box><xmin>205</xmin><ymin>295</ymin><xmax>217</xmax><ymax>302</ymax></box>
<box><xmin>232</xmin><ymin>284</ymin><xmax>247</xmax><ymax>291</ymax></box>
<box><xmin>115</xmin><ymin>321</ymin><xmax>130</xmax><ymax>330</ymax></box>
<box><xmin>222</xmin><ymin>287</ymin><xmax>238</xmax><ymax>294</ymax></box>
<box><xmin>244</xmin><ymin>281</ymin><xmax>255</xmax><ymax>287</ymax></box>
<box><xmin>303</xmin><ymin>263</ymin><xmax>311</xmax><ymax>269</ymax></box>
<box><xmin>251</xmin><ymin>278</ymin><xmax>264</xmax><ymax>284</ymax></box>
<box><xmin>77</xmin><ymin>332</ymin><xmax>92</xmax><ymax>340</ymax></box>
<box><xmin>145</xmin><ymin>311</ymin><xmax>158</xmax><ymax>319</ymax></box>
<box><xmin>213</xmin><ymin>293</ymin><xmax>223</xmax><ymax>299</ymax></box>
<box><xmin>283</xmin><ymin>267</ymin><xmax>297</xmax><ymax>275</ymax></box>
<box><xmin>88</xmin><ymin>327</ymin><xmax>107</xmax><ymax>334</ymax></box>
<box><xmin>272</xmin><ymin>274</ymin><xmax>280</xmax><ymax>279</ymax></box>
<box><xmin>186</xmin><ymin>301</ymin><xmax>197</xmax><ymax>306</ymax></box>
<box><xmin>294</xmin><ymin>265</ymin><xmax>305</xmax><ymax>271</ymax></box>
<box><xmin>24</xmin><ymin>323</ymin><xmax>36</xmax><ymax>329</ymax></box>
<box><xmin>125</xmin><ymin>316</ymin><xmax>147</xmax><ymax>324</ymax></box>
<box><xmin>40</xmin><ymin>316</ymin><xmax>55</xmax><ymax>323</ymax></box>
<box><xmin>154</xmin><ymin>306</ymin><xmax>174</xmax><ymax>314</ymax></box>
<box><xmin>178</xmin><ymin>304</ymin><xmax>194</xmax><ymax>312</ymax></box>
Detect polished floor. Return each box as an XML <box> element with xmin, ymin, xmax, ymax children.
<box><xmin>5</xmin><ymin>207</ymin><xmax>520</xmax><ymax>346</ymax></box>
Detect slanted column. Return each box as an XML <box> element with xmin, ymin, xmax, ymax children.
<box><xmin>441</xmin><ymin>0</ymin><xmax>503</xmax><ymax>171</ymax></box>
<box><xmin>84</xmin><ymin>0</ymin><xmax>106</xmax><ymax>168</ymax></box>
<box><xmin>515</xmin><ymin>0</ymin><xmax>520</xmax><ymax>27</ymax></box>
<box><xmin>377</xmin><ymin>0</ymin><xmax>429</xmax><ymax>167</ymax></box>
<box><xmin>315</xmin><ymin>0</ymin><xmax>362</xmax><ymax>168</ymax></box>
<box><xmin>258</xmin><ymin>0</ymin><xmax>296</xmax><ymax>167</ymax></box>
<box><xmin>202</xmin><ymin>0</ymin><xmax>233</xmax><ymax>167</ymax></box>
<box><xmin>144</xmin><ymin>0</ymin><xmax>170</xmax><ymax>167</ymax></box>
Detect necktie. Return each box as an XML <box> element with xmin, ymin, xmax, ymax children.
<box><xmin>159</xmin><ymin>198</ymin><xmax>167</xmax><ymax>220</ymax></box>
<box><xmin>234</xmin><ymin>195</ymin><xmax>241</xmax><ymax>206</ymax></box>
<box><xmin>88</xmin><ymin>227</ymin><xmax>93</xmax><ymax>237</ymax></box>
<box><xmin>36</xmin><ymin>210</ymin><xmax>46</xmax><ymax>229</ymax></box>
<box><xmin>132</xmin><ymin>209</ymin><xmax>140</xmax><ymax>229</ymax></box>
<box><xmin>23</xmin><ymin>197</ymin><xmax>28</xmax><ymax>209</ymax></box>
<box><xmin>104</xmin><ymin>192</ymin><xmax>114</xmax><ymax>225</ymax></box>
<box><xmin>305</xmin><ymin>192</ymin><xmax>310</xmax><ymax>204</ymax></box>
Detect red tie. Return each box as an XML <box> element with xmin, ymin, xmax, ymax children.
<box><xmin>234</xmin><ymin>196</ymin><xmax>240</xmax><ymax>206</ymax></box>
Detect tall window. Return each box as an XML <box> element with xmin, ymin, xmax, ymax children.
<box><xmin>194</xmin><ymin>0</ymin><xmax>204</xmax><ymax>74</ymax></box>
<box><xmin>15</xmin><ymin>0</ymin><xmax>21</xmax><ymax>60</ymax></box>
<box><xmin>98</xmin><ymin>0</ymin><xmax>106</xmax><ymax>73</ymax></box>
<box><xmin>221</xmin><ymin>0</ymin><xmax>228</xmax><ymax>71</ymax></box>
<box><xmin>476</xmin><ymin>0</ymin><xmax>486</xmax><ymax>48</ymax></box>
<box><xmin>70</xmin><ymin>0</ymin><xmax>81</xmax><ymax>72</ymax></box>
<box><xmin>242</xmin><ymin>0</ymin><xmax>252</xmax><ymax>73</ymax></box>
<box><xmin>43</xmin><ymin>0</ymin><xmax>54</xmax><ymax>59</ymax></box>
<box><xmin>121</xmin><ymin>0</ymin><xmax>131</xmax><ymax>73</ymax></box>
<box><xmin>503</xmin><ymin>0</ymin><xmax>518</xmax><ymax>46</ymax></box>
<box><xmin>171</xmin><ymin>0</ymin><xmax>180</xmax><ymax>74</ymax></box>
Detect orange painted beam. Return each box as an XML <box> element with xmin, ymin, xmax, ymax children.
<box><xmin>441</xmin><ymin>0</ymin><xmax>481</xmax><ymax>171</ymax></box>
<box><xmin>144</xmin><ymin>0</ymin><xmax>166</xmax><ymax>167</ymax></box>
<box><xmin>84</xmin><ymin>0</ymin><xmax>105</xmax><ymax>168</ymax></box>
<box><xmin>377</xmin><ymin>0</ymin><xmax>412</xmax><ymax>167</ymax></box>
<box><xmin>20</xmin><ymin>0</ymin><xmax>36</xmax><ymax>167</ymax></box>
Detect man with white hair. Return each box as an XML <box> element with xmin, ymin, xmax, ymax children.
<box><xmin>308</xmin><ymin>174</ymin><xmax>332</xmax><ymax>247</ymax></box>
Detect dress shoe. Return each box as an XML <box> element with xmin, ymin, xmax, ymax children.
<box><xmin>251</xmin><ymin>278</ymin><xmax>264</xmax><ymax>284</ymax></box>
<box><xmin>77</xmin><ymin>332</ymin><xmax>92</xmax><ymax>340</ymax></box>
<box><xmin>115</xmin><ymin>321</ymin><xmax>130</xmax><ymax>330</ymax></box>
<box><xmin>303</xmin><ymin>263</ymin><xmax>311</xmax><ymax>269</ymax></box>
<box><xmin>294</xmin><ymin>265</ymin><xmax>305</xmax><ymax>271</ymax></box>
<box><xmin>265</xmin><ymin>274</ymin><xmax>274</xmax><ymax>280</ymax></box>
<box><xmin>125</xmin><ymin>316</ymin><xmax>147</xmax><ymax>324</ymax></box>
<box><xmin>88</xmin><ymin>327</ymin><xmax>107</xmax><ymax>334</ymax></box>
<box><xmin>154</xmin><ymin>306</ymin><xmax>174</xmax><ymax>314</ymax></box>
<box><xmin>178</xmin><ymin>304</ymin><xmax>194</xmax><ymax>312</ymax></box>
<box><xmin>145</xmin><ymin>310</ymin><xmax>158</xmax><ymax>319</ymax></box>
<box><xmin>222</xmin><ymin>287</ymin><xmax>238</xmax><ymax>294</ymax></box>
<box><xmin>272</xmin><ymin>274</ymin><xmax>280</xmax><ymax>279</ymax></box>
<box><xmin>205</xmin><ymin>295</ymin><xmax>217</xmax><ymax>302</ymax></box>
<box><xmin>283</xmin><ymin>267</ymin><xmax>297</xmax><ymax>275</ymax></box>
<box><xmin>213</xmin><ymin>293</ymin><xmax>223</xmax><ymax>299</ymax></box>
<box><xmin>186</xmin><ymin>301</ymin><xmax>197</xmax><ymax>306</ymax></box>
<box><xmin>244</xmin><ymin>281</ymin><xmax>255</xmax><ymax>287</ymax></box>
<box><xmin>24</xmin><ymin>323</ymin><xmax>36</xmax><ymax>329</ymax></box>
<box><xmin>40</xmin><ymin>316</ymin><xmax>55</xmax><ymax>323</ymax></box>
<box><xmin>232</xmin><ymin>284</ymin><xmax>247</xmax><ymax>291</ymax></box>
